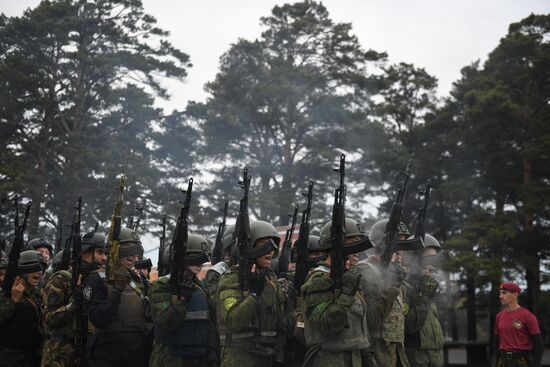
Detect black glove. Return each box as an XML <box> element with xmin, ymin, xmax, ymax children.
<box><xmin>72</xmin><ymin>286</ymin><xmax>84</xmax><ymax>307</ymax></box>
<box><xmin>387</xmin><ymin>263</ymin><xmax>406</xmax><ymax>288</ymax></box>
<box><xmin>178</xmin><ymin>279</ymin><xmax>195</xmax><ymax>300</ymax></box>
<box><xmin>113</xmin><ymin>267</ymin><xmax>129</xmax><ymax>292</ymax></box>
<box><xmin>248</xmin><ymin>272</ymin><xmax>266</xmax><ymax>297</ymax></box>
<box><xmin>420</xmin><ymin>275</ymin><xmax>439</xmax><ymax>299</ymax></box>
<box><xmin>341</xmin><ymin>271</ymin><xmax>361</xmax><ymax>296</ymax></box>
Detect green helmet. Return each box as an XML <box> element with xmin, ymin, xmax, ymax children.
<box><xmin>18</xmin><ymin>250</ymin><xmax>46</xmax><ymax>274</ymax></box>
<box><xmin>119</xmin><ymin>227</ymin><xmax>143</xmax><ymax>258</ymax></box>
<box><xmin>51</xmin><ymin>250</ymin><xmax>65</xmax><ymax>271</ymax></box>
<box><xmin>423</xmin><ymin>234</ymin><xmax>441</xmax><ymax>251</ymax></box>
<box><xmin>248</xmin><ymin>220</ymin><xmax>280</xmax><ymax>260</ymax></box>
<box><xmin>81</xmin><ymin>232</ymin><xmax>106</xmax><ymax>253</ymax></box>
<box><xmin>163</xmin><ymin>233</ymin><xmax>210</xmax><ymax>269</ymax></box>
<box><xmin>28</xmin><ymin>237</ymin><xmax>53</xmax><ymax>254</ymax></box>
<box><xmin>369</xmin><ymin>219</ymin><xmax>410</xmax><ymax>248</ymax></box>
<box><xmin>319</xmin><ymin>218</ymin><xmax>373</xmax><ymax>255</ymax></box>
<box><xmin>0</xmin><ymin>250</ymin><xmax>7</xmax><ymax>269</ymax></box>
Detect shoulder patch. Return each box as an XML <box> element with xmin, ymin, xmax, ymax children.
<box><xmin>83</xmin><ymin>286</ymin><xmax>92</xmax><ymax>301</ymax></box>
<box><xmin>223</xmin><ymin>297</ymin><xmax>238</xmax><ymax>311</ymax></box>
<box><xmin>403</xmin><ymin>303</ymin><xmax>409</xmax><ymax>316</ymax></box>
<box><xmin>315</xmin><ymin>302</ymin><xmax>328</xmax><ymax>313</ymax></box>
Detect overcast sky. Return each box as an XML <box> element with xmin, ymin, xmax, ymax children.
<box><xmin>3</xmin><ymin>0</ymin><xmax>550</xmax><ymax>112</ymax></box>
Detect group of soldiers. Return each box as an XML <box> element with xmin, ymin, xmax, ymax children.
<box><xmin>0</xmin><ymin>220</ymin><xmax>446</xmax><ymax>367</ymax></box>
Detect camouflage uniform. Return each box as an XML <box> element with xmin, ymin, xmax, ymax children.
<box><xmin>351</xmin><ymin>257</ymin><xmax>410</xmax><ymax>367</ymax></box>
<box><xmin>40</xmin><ymin>269</ymin><xmax>86</xmax><ymax>367</ymax></box>
<box><xmin>149</xmin><ymin>275</ymin><xmax>218</xmax><ymax>367</ymax></box>
<box><xmin>216</xmin><ymin>267</ymin><xmax>296</xmax><ymax>367</ymax></box>
<box><xmin>0</xmin><ymin>287</ymin><xmax>42</xmax><ymax>367</ymax></box>
<box><xmin>300</xmin><ymin>263</ymin><xmax>370</xmax><ymax>367</ymax></box>
<box><xmin>404</xmin><ymin>276</ymin><xmax>444</xmax><ymax>367</ymax></box>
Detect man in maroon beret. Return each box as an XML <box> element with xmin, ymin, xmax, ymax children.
<box><xmin>494</xmin><ymin>282</ymin><xmax>542</xmax><ymax>367</ymax></box>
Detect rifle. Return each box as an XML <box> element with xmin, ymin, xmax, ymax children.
<box><xmin>54</xmin><ymin>218</ymin><xmax>63</xmax><ymax>254</ymax></box>
<box><xmin>157</xmin><ymin>214</ymin><xmax>167</xmax><ymax>276</ymax></box>
<box><xmin>330</xmin><ymin>155</ymin><xmax>346</xmax><ymax>288</ymax></box>
<box><xmin>106</xmin><ymin>176</ymin><xmax>126</xmax><ymax>283</ymax></box>
<box><xmin>3</xmin><ymin>196</ymin><xmax>31</xmax><ymax>297</ymax></box>
<box><xmin>413</xmin><ymin>183</ymin><xmax>431</xmax><ymax>242</ymax></box>
<box><xmin>380</xmin><ymin>161</ymin><xmax>424</xmax><ymax>268</ymax></box>
<box><xmin>211</xmin><ymin>200</ymin><xmax>228</xmax><ymax>266</ymax></box>
<box><xmin>169</xmin><ymin>178</ymin><xmax>193</xmax><ymax>296</ymax></box>
<box><xmin>236</xmin><ymin>168</ymin><xmax>251</xmax><ymax>291</ymax></box>
<box><xmin>277</xmin><ymin>205</ymin><xmax>298</xmax><ymax>279</ymax></box>
<box><xmin>293</xmin><ymin>181</ymin><xmax>314</xmax><ymax>292</ymax></box>
<box><xmin>133</xmin><ymin>199</ymin><xmax>145</xmax><ymax>232</ymax></box>
<box><xmin>70</xmin><ymin>196</ymin><xmax>83</xmax><ymax>289</ymax></box>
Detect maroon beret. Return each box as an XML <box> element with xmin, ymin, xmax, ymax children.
<box><xmin>500</xmin><ymin>282</ymin><xmax>521</xmax><ymax>294</ymax></box>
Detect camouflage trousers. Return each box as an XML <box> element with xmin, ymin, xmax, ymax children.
<box><xmin>496</xmin><ymin>352</ymin><xmax>531</xmax><ymax>367</ymax></box>
<box><xmin>405</xmin><ymin>348</ymin><xmax>443</xmax><ymax>367</ymax></box>
<box><xmin>221</xmin><ymin>346</ymin><xmax>274</xmax><ymax>367</ymax></box>
<box><xmin>149</xmin><ymin>344</ymin><xmax>209</xmax><ymax>367</ymax></box>
<box><xmin>369</xmin><ymin>338</ymin><xmax>410</xmax><ymax>367</ymax></box>
<box><xmin>0</xmin><ymin>347</ymin><xmax>40</xmax><ymax>367</ymax></box>
<box><xmin>301</xmin><ymin>344</ymin><xmax>362</xmax><ymax>367</ymax></box>
<box><xmin>41</xmin><ymin>339</ymin><xmax>85</xmax><ymax>367</ymax></box>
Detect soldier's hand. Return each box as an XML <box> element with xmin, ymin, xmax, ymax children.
<box><xmin>278</xmin><ymin>278</ymin><xmax>297</xmax><ymax>305</ymax></box>
<box><xmin>10</xmin><ymin>277</ymin><xmax>25</xmax><ymax>302</ymax></box>
<box><xmin>420</xmin><ymin>275</ymin><xmax>439</xmax><ymax>299</ymax></box>
<box><xmin>72</xmin><ymin>286</ymin><xmax>84</xmax><ymax>307</ymax></box>
<box><xmin>179</xmin><ymin>279</ymin><xmax>195</xmax><ymax>301</ymax></box>
<box><xmin>387</xmin><ymin>263</ymin><xmax>406</xmax><ymax>288</ymax></box>
<box><xmin>248</xmin><ymin>272</ymin><xmax>266</xmax><ymax>297</ymax></box>
<box><xmin>341</xmin><ymin>271</ymin><xmax>361</xmax><ymax>296</ymax></box>
<box><xmin>113</xmin><ymin>267</ymin><xmax>129</xmax><ymax>292</ymax></box>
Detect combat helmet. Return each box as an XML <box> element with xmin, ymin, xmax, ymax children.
<box><xmin>248</xmin><ymin>220</ymin><xmax>280</xmax><ymax>260</ymax></box>
<box><xmin>319</xmin><ymin>218</ymin><xmax>373</xmax><ymax>255</ymax></box>
<box><xmin>118</xmin><ymin>227</ymin><xmax>143</xmax><ymax>258</ymax></box>
<box><xmin>17</xmin><ymin>250</ymin><xmax>46</xmax><ymax>274</ymax></box>
<box><xmin>28</xmin><ymin>237</ymin><xmax>53</xmax><ymax>254</ymax></box>
<box><xmin>369</xmin><ymin>219</ymin><xmax>410</xmax><ymax>248</ymax></box>
<box><xmin>81</xmin><ymin>232</ymin><xmax>106</xmax><ymax>253</ymax></box>
<box><xmin>163</xmin><ymin>233</ymin><xmax>210</xmax><ymax>269</ymax></box>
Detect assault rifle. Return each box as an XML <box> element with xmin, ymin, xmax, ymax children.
<box><xmin>3</xmin><ymin>196</ymin><xmax>31</xmax><ymax>297</ymax></box>
<box><xmin>380</xmin><ymin>161</ymin><xmax>424</xmax><ymax>268</ymax></box>
<box><xmin>70</xmin><ymin>196</ymin><xmax>83</xmax><ymax>289</ymax></box>
<box><xmin>211</xmin><ymin>200</ymin><xmax>229</xmax><ymax>266</ymax></box>
<box><xmin>236</xmin><ymin>168</ymin><xmax>251</xmax><ymax>291</ymax></box>
<box><xmin>277</xmin><ymin>205</ymin><xmax>299</xmax><ymax>279</ymax></box>
<box><xmin>157</xmin><ymin>214</ymin><xmax>167</xmax><ymax>276</ymax></box>
<box><xmin>133</xmin><ymin>199</ymin><xmax>145</xmax><ymax>232</ymax></box>
<box><xmin>54</xmin><ymin>218</ymin><xmax>63</xmax><ymax>254</ymax></box>
<box><xmin>169</xmin><ymin>178</ymin><xmax>193</xmax><ymax>296</ymax></box>
<box><xmin>293</xmin><ymin>181</ymin><xmax>314</xmax><ymax>292</ymax></box>
<box><xmin>330</xmin><ymin>155</ymin><xmax>346</xmax><ymax>288</ymax></box>
<box><xmin>106</xmin><ymin>176</ymin><xmax>126</xmax><ymax>283</ymax></box>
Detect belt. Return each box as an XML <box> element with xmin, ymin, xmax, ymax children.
<box><xmin>48</xmin><ymin>335</ymin><xmax>87</xmax><ymax>346</ymax></box>
<box><xmin>500</xmin><ymin>351</ymin><xmax>529</xmax><ymax>360</ymax></box>
<box><xmin>219</xmin><ymin>331</ymin><xmax>278</xmax><ymax>344</ymax></box>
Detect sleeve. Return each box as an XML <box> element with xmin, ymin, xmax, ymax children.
<box><xmin>404</xmin><ymin>286</ymin><xmax>432</xmax><ymax>334</ymax></box>
<box><xmin>525</xmin><ymin>311</ymin><xmax>541</xmax><ymax>335</ymax></box>
<box><xmin>85</xmin><ymin>273</ymin><xmax>122</xmax><ymax>328</ymax></box>
<box><xmin>531</xmin><ymin>334</ymin><xmax>543</xmax><ymax>367</ymax></box>
<box><xmin>41</xmin><ymin>273</ymin><xmax>75</xmax><ymax>330</ymax></box>
<box><xmin>0</xmin><ymin>295</ymin><xmax>16</xmax><ymax>325</ymax></box>
<box><xmin>277</xmin><ymin>277</ymin><xmax>297</xmax><ymax>333</ymax></box>
<box><xmin>302</xmin><ymin>273</ymin><xmax>355</xmax><ymax>336</ymax></box>
<box><xmin>148</xmin><ymin>279</ymin><xmax>187</xmax><ymax>335</ymax></box>
<box><xmin>217</xmin><ymin>272</ymin><xmax>258</xmax><ymax>333</ymax></box>
<box><xmin>494</xmin><ymin>313</ymin><xmax>500</xmax><ymax>335</ymax></box>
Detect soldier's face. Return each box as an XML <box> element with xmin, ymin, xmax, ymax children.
<box><xmin>93</xmin><ymin>249</ymin><xmax>107</xmax><ymax>266</ymax></box>
<box><xmin>422</xmin><ymin>248</ymin><xmax>437</xmax><ymax>275</ymax></box>
<box><xmin>120</xmin><ymin>255</ymin><xmax>138</xmax><ymax>270</ymax></box>
<box><xmin>24</xmin><ymin>271</ymin><xmax>43</xmax><ymax>287</ymax></box>
<box><xmin>36</xmin><ymin>247</ymin><xmax>50</xmax><ymax>264</ymax></box>
<box><xmin>256</xmin><ymin>252</ymin><xmax>274</xmax><ymax>270</ymax></box>
<box><xmin>185</xmin><ymin>265</ymin><xmax>202</xmax><ymax>277</ymax></box>
<box><xmin>0</xmin><ymin>268</ymin><xmax>6</xmax><ymax>284</ymax></box>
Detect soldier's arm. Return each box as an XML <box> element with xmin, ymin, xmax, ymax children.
<box><xmin>204</xmin><ymin>269</ymin><xmax>221</xmax><ymax>309</ymax></box>
<box><xmin>0</xmin><ymin>294</ymin><xmax>16</xmax><ymax>325</ymax></box>
<box><xmin>404</xmin><ymin>286</ymin><xmax>431</xmax><ymax>334</ymax></box>
<box><xmin>42</xmin><ymin>273</ymin><xmax>74</xmax><ymax>329</ymax></box>
<box><xmin>148</xmin><ymin>278</ymin><xmax>188</xmax><ymax>335</ymax></box>
<box><xmin>277</xmin><ymin>277</ymin><xmax>297</xmax><ymax>333</ymax></box>
<box><xmin>85</xmin><ymin>273</ymin><xmax>121</xmax><ymax>328</ymax></box>
<box><xmin>217</xmin><ymin>273</ymin><xmax>257</xmax><ymax>332</ymax></box>
<box><xmin>303</xmin><ymin>273</ymin><xmax>354</xmax><ymax>336</ymax></box>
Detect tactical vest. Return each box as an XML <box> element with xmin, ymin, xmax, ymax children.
<box><xmin>303</xmin><ymin>267</ymin><xmax>370</xmax><ymax>352</ymax></box>
<box><xmin>155</xmin><ymin>284</ymin><xmax>210</xmax><ymax>358</ymax></box>
<box><xmin>418</xmin><ymin>302</ymin><xmax>444</xmax><ymax>350</ymax></box>
<box><xmin>362</xmin><ymin>262</ymin><xmax>405</xmax><ymax>343</ymax></box>
<box><xmin>217</xmin><ymin>270</ymin><xmax>280</xmax><ymax>357</ymax></box>
<box><xmin>96</xmin><ymin>271</ymin><xmax>148</xmax><ymax>332</ymax></box>
<box><xmin>0</xmin><ymin>293</ymin><xmax>41</xmax><ymax>350</ymax></box>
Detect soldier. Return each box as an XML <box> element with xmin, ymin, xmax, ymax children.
<box><xmin>28</xmin><ymin>237</ymin><xmax>53</xmax><ymax>265</ymax></box>
<box><xmin>0</xmin><ymin>250</ymin><xmax>46</xmax><ymax>367</ymax></box>
<box><xmin>149</xmin><ymin>233</ymin><xmax>218</xmax><ymax>367</ymax></box>
<box><xmin>301</xmin><ymin>218</ymin><xmax>371</xmax><ymax>367</ymax></box>
<box><xmin>217</xmin><ymin>220</ymin><xmax>296</xmax><ymax>367</ymax></box>
<box><xmin>83</xmin><ymin>227</ymin><xmax>152</xmax><ymax>367</ymax></box>
<box><xmin>204</xmin><ymin>224</ymin><xmax>234</xmax><ymax>307</ymax></box>
<box><xmin>40</xmin><ymin>231</ymin><xmax>107</xmax><ymax>367</ymax></box>
<box><xmin>403</xmin><ymin>234</ymin><xmax>445</xmax><ymax>367</ymax></box>
<box><xmin>350</xmin><ymin>218</ymin><xmax>411</xmax><ymax>367</ymax></box>
<box><xmin>0</xmin><ymin>251</ymin><xmax>7</xmax><ymax>289</ymax></box>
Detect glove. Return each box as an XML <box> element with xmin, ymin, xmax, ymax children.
<box><xmin>420</xmin><ymin>275</ymin><xmax>439</xmax><ymax>299</ymax></box>
<box><xmin>113</xmin><ymin>267</ymin><xmax>129</xmax><ymax>292</ymax></box>
<box><xmin>248</xmin><ymin>272</ymin><xmax>266</xmax><ymax>297</ymax></box>
<box><xmin>72</xmin><ymin>286</ymin><xmax>84</xmax><ymax>307</ymax></box>
<box><xmin>386</xmin><ymin>263</ymin><xmax>406</xmax><ymax>288</ymax></box>
<box><xmin>278</xmin><ymin>278</ymin><xmax>297</xmax><ymax>306</ymax></box>
<box><xmin>341</xmin><ymin>271</ymin><xmax>361</xmax><ymax>296</ymax></box>
<box><xmin>178</xmin><ymin>279</ymin><xmax>195</xmax><ymax>300</ymax></box>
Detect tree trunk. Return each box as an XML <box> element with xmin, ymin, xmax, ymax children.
<box><xmin>466</xmin><ymin>271</ymin><xmax>477</xmax><ymax>341</ymax></box>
